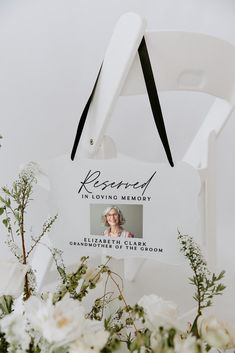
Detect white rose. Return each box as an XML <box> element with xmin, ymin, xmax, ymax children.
<box><xmin>0</xmin><ymin>260</ymin><xmax>29</xmax><ymax>298</ymax></box>
<box><xmin>138</xmin><ymin>294</ymin><xmax>178</xmax><ymax>329</ymax></box>
<box><xmin>25</xmin><ymin>294</ymin><xmax>87</xmax><ymax>345</ymax></box>
<box><xmin>198</xmin><ymin>315</ymin><xmax>235</xmax><ymax>349</ymax></box>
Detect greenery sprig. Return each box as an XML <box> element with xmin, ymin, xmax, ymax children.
<box><xmin>0</xmin><ymin>164</ymin><xmax>57</xmax><ymax>300</ymax></box>
<box><xmin>0</xmin><ymin>163</ymin><xmax>231</xmax><ymax>353</ymax></box>
<box><xmin>178</xmin><ymin>232</ymin><xmax>226</xmax><ymax>336</ymax></box>
<box><xmin>51</xmin><ymin>252</ymin><xmax>147</xmax><ymax>352</ymax></box>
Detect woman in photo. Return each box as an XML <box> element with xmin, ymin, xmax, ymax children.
<box><xmin>102</xmin><ymin>206</ymin><xmax>134</xmax><ymax>238</ymax></box>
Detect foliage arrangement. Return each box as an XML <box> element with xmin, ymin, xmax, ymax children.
<box><xmin>0</xmin><ymin>166</ymin><xmax>234</xmax><ymax>353</ymax></box>
<box><xmin>0</xmin><ymin>164</ymin><xmax>57</xmax><ymax>300</ymax></box>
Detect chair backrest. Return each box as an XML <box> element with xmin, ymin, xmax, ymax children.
<box><xmin>122</xmin><ymin>31</ymin><xmax>235</xmax><ymax>104</ymax></box>
<box><xmin>121</xmin><ymin>30</ymin><xmax>235</xmax><ymax>171</ymax></box>
<box><xmin>76</xmin><ymin>13</ymin><xmax>235</xmax><ymax>161</ymax></box>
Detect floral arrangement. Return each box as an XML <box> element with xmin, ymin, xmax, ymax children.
<box><xmin>0</xmin><ymin>165</ymin><xmax>234</xmax><ymax>353</ymax></box>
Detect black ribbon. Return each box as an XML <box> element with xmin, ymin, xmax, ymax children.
<box><xmin>71</xmin><ymin>66</ymin><xmax>102</xmax><ymax>161</ymax></box>
<box><xmin>138</xmin><ymin>37</ymin><xmax>174</xmax><ymax>167</ymax></box>
<box><xmin>71</xmin><ymin>36</ymin><xmax>174</xmax><ymax>167</ymax></box>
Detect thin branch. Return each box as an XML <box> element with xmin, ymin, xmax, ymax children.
<box><xmin>26</xmin><ymin>215</ymin><xmax>57</xmax><ymax>258</ymax></box>
<box><xmin>109</xmin><ymin>273</ymin><xmax>138</xmax><ymax>333</ymax></box>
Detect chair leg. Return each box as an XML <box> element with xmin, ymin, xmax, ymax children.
<box><xmin>204</xmin><ymin>131</ymin><xmax>217</xmax><ymax>271</ymax></box>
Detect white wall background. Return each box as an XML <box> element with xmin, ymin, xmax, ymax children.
<box><xmin>0</xmin><ymin>0</ymin><xmax>235</xmax><ymax>324</ymax></box>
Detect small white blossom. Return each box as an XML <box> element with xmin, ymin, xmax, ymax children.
<box><xmin>178</xmin><ymin>234</ymin><xmax>209</xmax><ymax>279</ymax></box>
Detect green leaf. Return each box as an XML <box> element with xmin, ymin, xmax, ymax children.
<box><xmin>14</xmin><ymin>211</ymin><xmax>20</xmax><ymax>222</ymax></box>
<box><xmin>2</xmin><ymin>188</ymin><xmax>10</xmax><ymax>196</ymax></box>
<box><xmin>0</xmin><ymin>295</ymin><xmax>13</xmax><ymax>315</ymax></box>
<box><xmin>2</xmin><ymin>218</ymin><xmax>8</xmax><ymax>227</ymax></box>
<box><xmin>0</xmin><ymin>195</ymin><xmax>6</xmax><ymax>204</ymax></box>
<box><xmin>217</xmin><ymin>270</ymin><xmax>226</xmax><ymax>280</ymax></box>
<box><xmin>0</xmin><ymin>331</ymin><xmax>9</xmax><ymax>352</ymax></box>
<box><xmin>167</xmin><ymin>328</ymin><xmax>176</xmax><ymax>347</ymax></box>
<box><xmin>0</xmin><ymin>207</ymin><xmax>4</xmax><ymax>216</ymax></box>
<box><xmin>57</xmin><ymin>266</ymin><xmax>66</xmax><ymax>281</ymax></box>
<box><xmin>5</xmin><ymin>198</ymin><xmax>11</xmax><ymax>207</ymax></box>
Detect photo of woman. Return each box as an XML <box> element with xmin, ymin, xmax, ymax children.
<box><xmin>102</xmin><ymin>206</ymin><xmax>134</xmax><ymax>238</ymax></box>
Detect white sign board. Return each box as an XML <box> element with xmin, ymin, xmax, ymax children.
<box><xmin>44</xmin><ymin>155</ymin><xmax>201</xmax><ymax>264</ymax></box>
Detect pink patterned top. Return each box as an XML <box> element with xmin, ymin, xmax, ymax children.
<box><xmin>104</xmin><ymin>228</ymin><xmax>134</xmax><ymax>238</ymax></box>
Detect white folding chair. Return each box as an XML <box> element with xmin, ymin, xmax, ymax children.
<box><xmin>32</xmin><ymin>13</ymin><xmax>235</xmax><ymax>290</ymax></box>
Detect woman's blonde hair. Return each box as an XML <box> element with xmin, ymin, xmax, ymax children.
<box><xmin>101</xmin><ymin>206</ymin><xmax>126</xmax><ymax>227</ymax></box>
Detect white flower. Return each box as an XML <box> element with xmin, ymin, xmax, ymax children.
<box><xmin>0</xmin><ymin>260</ymin><xmax>29</xmax><ymax>298</ymax></box>
<box><xmin>174</xmin><ymin>334</ymin><xmax>200</xmax><ymax>353</ymax></box>
<box><xmin>198</xmin><ymin>315</ymin><xmax>235</xmax><ymax>349</ymax></box>
<box><xmin>70</xmin><ymin>328</ymin><xmax>109</xmax><ymax>353</ymax></box>
<box><xmin>25</xmin><ymin>294</ymin><xmax>86</xmax><ymax>345</ymax></box>
<box><xmin>0</xmin><ymin>300</ymin><xmax>30</xmax><ymax>351</ymax></box>
<box><xmin>138</xmin><ymin>294</ymin><xmax>178</xmax><ymax>329</ymax></box>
